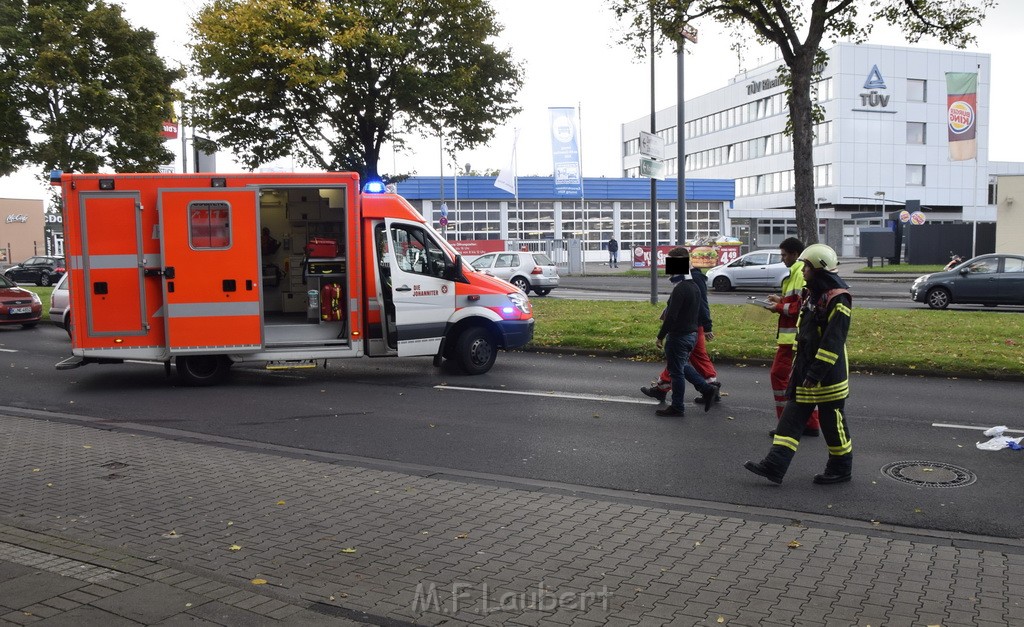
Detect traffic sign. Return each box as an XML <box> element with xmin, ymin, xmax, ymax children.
<box><xmin>681</xmin><ymin>25</ymin><xmax>698</xmax><ymax>44</ymax></box>
<box><xmin>639</xmin><ymin>131</ymin><xmax>665</xmax><ymax>159</ymax></box>
<box><xmin>639</xmin><ymin>157</ymin><xmax>665</xmax><ymax>180</ymax></box>
<box><xmin>439</xmin><ymin>216</ymin><xmax>448</xmax><ymax>227</ymax></box>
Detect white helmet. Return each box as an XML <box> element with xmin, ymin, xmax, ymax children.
<box><xmin>799</xmin><ymin>243</ymin><xmax>839</xmax><ymax>272</ymax></box>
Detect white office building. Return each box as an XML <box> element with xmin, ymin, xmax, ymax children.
<box><xmin>622</xmin><ymin>42</ymin><xmax>1024</xmax><ymax>256</ymax></box>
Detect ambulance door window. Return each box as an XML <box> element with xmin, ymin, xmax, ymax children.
<box><xmin>389</xmin><ymin>224</ymin><xmax>446</xmax><ymax>278</ymax></box>
<box><xmin>189</xmin><ymin>201</ymin><xmax>231</xmax><ymax>249</ymax></box>
<box><xmin>374</xmin><ymin>223</ymin><xmax>397</xmax><ymax>349</ymax></box>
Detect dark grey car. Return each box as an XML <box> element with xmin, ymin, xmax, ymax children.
<box><xmin>3</xmin><ymin>255</ymin><xmax>66</xmax><ymax>286</ymax></box>
<box><xmin>910</xmin><ymin>253</ymin><xmax>1024</xmax><ymax>309</ymax></box>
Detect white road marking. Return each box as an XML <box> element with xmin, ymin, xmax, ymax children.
<box><xmin>0</xmin><ymin>348</ymin><xmax>17</xmax><ymax>353</ymax></box>
<box><xmin>436</xmin><ymin>385</ymin><xmax>656</xmax><ymax>405</ymax></box>
<box><xmin>932</xmin><ymin>422</ymin><xmax>1024</xmax><ymax>434</ymax></box>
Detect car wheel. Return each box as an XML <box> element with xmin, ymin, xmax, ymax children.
<box><xmin>926</xmin><ymin>287</ymin><xmax>951</xmax><ymax>310</ymax></box>
<box><xmin>175</xmin><ymin>355</ymin><xmax>232</xmax><ymax>386</ymax></box>
<box><xmin>40</xmin><ymin>274</ymin><xmax>52</xmax><ymax>287</ymax></box>
<box><xmin>510</xmin><ymin>276</ymin><xmax>530</xmax><ymax>293</ymax></box>
<box><xmin>712</xmin><ymin>276</ymin><xmax>732</xmax><ymax>292</ymax></box>
<box><xmin>453</xmin><ymin>326</ymin><xmax>497</xmax><ymax>375</ymax></box>
<box><xmin>533</xmin><ymin>288</ymin><xmax>551</xmax><ymax>296</ymax></box>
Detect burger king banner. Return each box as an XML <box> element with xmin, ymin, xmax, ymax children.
<box><xmin>945</xmin><ymin>72</ymin><xmax>977</xmax><ymax>161</ymax></box>
<box><xmin>632</xmin><ymin>244</ymin><xmax>741</xmax><ymax>269</ymax></box>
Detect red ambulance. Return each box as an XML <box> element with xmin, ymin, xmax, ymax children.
<box><xmin>51</xmin><ymin>171</ymin><xmax>534</xmax><ymax>385</ymax></box>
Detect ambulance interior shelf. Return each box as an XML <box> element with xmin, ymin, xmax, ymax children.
<box><xmin>304</xmin><ymin>257</ymin><xmax>346</xmax><ymax>331</ymax></box>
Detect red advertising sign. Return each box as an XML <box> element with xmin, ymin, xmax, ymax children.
<box><xmin>446</xmin><ymin>239</ymin><xmax>505</xmax><ymax>257</ymax></box>
<box><xmin>160</xmin><ymin>120</ymin><xmax>179</xmax><ymax>139</ymax></box>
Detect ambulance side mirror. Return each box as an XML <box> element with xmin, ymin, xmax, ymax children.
<box><xmin>444</xmin><ymin>255</ymin><xmax>463</xmax><ymax>281</ymax></box>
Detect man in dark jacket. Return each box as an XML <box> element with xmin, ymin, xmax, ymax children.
<box><xmin>654</xmin><ymin>248</ymin><xmax>722</xmax><ymax>417</ymax></box>
<box><xmin>744</xmin><ymin>244</ymin><xmax>853</xmax><ymax>485</ymax></box>
<box><xmin>607</xmin><ymin>237</ymin><xmax>619</xmax><ymax>268</ymax></box>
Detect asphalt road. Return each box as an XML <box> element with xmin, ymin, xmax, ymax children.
<box><xmin>3</xmin><ymin>323</ymin><xmax>1022</xmax><ymax>541</ymax></box>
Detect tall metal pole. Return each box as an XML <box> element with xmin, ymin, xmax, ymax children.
<box><xmin>676</xmin><ymin>38</ymin><xmax>686</xmax><ymax>247</ymax></box>
<box><xmin>649</xmin><ymin>5</ymin><xmax>658</xmax><ymax>305</ymax></box>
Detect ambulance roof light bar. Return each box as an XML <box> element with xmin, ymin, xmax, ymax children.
<box><xmin>363</xmin><ymin>180</ymin><xmax>385</xmax><ymax>194</ymax></box>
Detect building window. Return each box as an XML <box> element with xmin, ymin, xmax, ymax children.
<box><xmin>447</xmin><ymin>200</ymin><xmax>501</xmax><ymax>240</ymax></box>
<box><xmin>624</xmin><ymin>138</ymin><xmax>639</xmax><ymax>156</ymax></box>
<box><xmin>907</xmin><ymin>79</ymin><xmax>927</xmax><ymax>102</ymax></box>
<box><xmin>907</xmin><ymin>164</ymin><xmax>926</xmax><ymax>186</ymax></box>
<box><xmin>906</xmin><ymin>122</ymin><xmax>926</xmax><ymax>145</ymax></box>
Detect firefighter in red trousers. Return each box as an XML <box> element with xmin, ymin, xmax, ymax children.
<box><xmin>641</xmin><ymin>265</ymin><xmax>720</xmax><ymax>404</ymax></box>
<box><xmin>766</xmin><ymin>238</ymin><xmax>820</xmax><ymax>438</ymax></box>
<box><xmin>744</xmin><ymin>243</ymin><xmax>853</xmax><ymax>485</ymax></box>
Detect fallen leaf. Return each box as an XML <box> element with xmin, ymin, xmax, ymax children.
<box><xmin>914</xmin><ymin>508</ymin><xmax>923</xmax><ymax>514</ymax></box>
<box><xmin>922</xmin><ymin>468</ymin><xmax>933</xmax><ymax>472</ymax></box>
<box><xmin>226</xmin><ymin>521</ymin><xmax>233</xmax><ymax>527</ymax></box>
<box><xmin>340</xmin><ymin>548</ymin><xmax>357</xmax><ymax>553</ymax></box>
<box><xmin>276</xmin><ymin>500</ymin><xmax>286</xmax><ymax>506</ymax></box>
<box><xmin>787</xmin><ymin>540</ymin><xmax>801</xmax><ymax>548</ymax></box>
<box><xmin>229</xmin><ymin>545</ymin><xmax>242</xmax><ymax>551</ymax></box>
<box><xmin>162</xmin><ymin>530</ymin><xmax>179</xmax><ymax>538</ymax></box>
<box><xmin>454</xmin><ymin>533</ymin><xmax>468</xmax><ymax>539</ymax></box>
<box><xmin>83</xmin><ymin>445</ymin><xmax>92</xmax><ymax>449</ymax></box>
<box><xmin>32</xmin><ymin>468</ymin><xmax>40</xmax><ymax>472</ymax></box>
<box><xmin>251</xmin><ymin>578</ymin><xmax>268</xmax><ymax>585</ymax></box>
<box><xmin>694</xmin><ymin>541</ymin><xmax>701</xmax><ymax>547</ymax></box>
<box><xmin>46</xmin><ymin>483</ymin><xmax>53</xmax><ymax>487</ymax></box>
<box><xmin>717</xmin><ymin>617</ymin><xmax>725</xmax><ymax>624</ymax></box>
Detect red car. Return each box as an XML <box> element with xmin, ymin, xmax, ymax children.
<box><xmin>0</xmin><ymin>274</ymin><xmax>42</xmax><ymax>328</ymax></box>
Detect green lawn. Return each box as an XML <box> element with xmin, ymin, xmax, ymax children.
<box><xmin>529</xmin><ymin>299</ymin><xmax>1023</xmax><ymax>380</ymax></box>
<box><xmin>25</xmin><ymin>285</ymin><xmax>1020</xmax><ymax>379</ymax></box>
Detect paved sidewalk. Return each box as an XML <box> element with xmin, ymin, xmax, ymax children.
<box><xmin>1</xmin><ymin>411</ymin><xmax>1022</xmax><ymax>626</ymax></box>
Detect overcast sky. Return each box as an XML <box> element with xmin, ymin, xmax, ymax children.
<box><xmin>2</xmin><ymin>0</ymin><xmax>1021</xmax><ymax>199</ymax></box>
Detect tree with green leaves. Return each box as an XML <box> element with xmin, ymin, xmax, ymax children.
<box><xmin>188</xmin><ymin>0</ymin><xmax>523</xmax><ymax>183</ymax></box>
<box><xmin>609</xmin><ymin>0</ymin><xmax>993</xmax><ymax>245</ymax></box>
<box><xmin>0</xmin><ymin>0</ymin><xmax>182</xmax><ymax>178</ymax></box>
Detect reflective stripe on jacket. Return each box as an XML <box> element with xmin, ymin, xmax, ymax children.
<box><xmin>774</xmin><ymin>260</ymin><xmax>805</xmax><ymax>346</ymax></box>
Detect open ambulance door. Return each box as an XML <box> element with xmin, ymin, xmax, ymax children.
<box><xmin>158</xmin><ymin>189</ymin><xmax>263</xmax><ymax>356</ymax></box>
<box><xmin>379</xmin><ymin>218</ymin><xmax>456</xmax><ymax>357</ymax></box>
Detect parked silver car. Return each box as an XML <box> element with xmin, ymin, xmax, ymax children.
<box><xmin>706</xmin><ymin>249</ymin><xmax>788</xmax><ymax>292</ymax></box>
<box><xmin>468</xmin><ymin>251</ymin><xmax>560</xmax><ymax>296</ymax></box>
<box><xmin>910</xmin><ymin>253</ymin><xmax>1024</xmax><ymax>309</ymax></box>
<box><xmin>49</xmin><ymin>272</ymin><xmax>71</xmax><ymax>337</ymax></box>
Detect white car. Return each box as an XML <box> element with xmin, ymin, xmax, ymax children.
<box><xmin>468</xmin><ymin>251</ymin><xmax>560</xmax><ymax>296</ymax></box>
<box><xmin>706</xmin><ymin>249</ymin><xmax>788</xmax><ymax>292</ymax></box>
<box><xmin>49</xmin><ymin>272</ymin><xmax>71</xmax><ymax>337</ymax></box>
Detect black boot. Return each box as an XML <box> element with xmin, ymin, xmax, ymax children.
<box><xmin>813</xmin><ymin>455</ymin><xmax>852</xmax><ymax>484</ymax></box>
<box><xmin>701</xmin><ymin>382</ymin><xmax>722</xmax><ymax>412</ymax></box>
<box><xmin>743</xmin><ymin>460</ymin><xmax>784</xmax><ymax>484</ymax></box>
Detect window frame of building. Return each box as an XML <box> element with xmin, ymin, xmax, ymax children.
<box><xmin>906</xmin><ymin>121</ymin><xmax>926</xmax><ymax>145</ymax></box>
<box><xmin>906</xmin><ymin>164</ymin><xmax>926</xmax><ymax>186</ymax></box>
<box><xmin>907</xmin><ymin>79</ymin><xmax>927</xmax><ymax>102</ymax></box>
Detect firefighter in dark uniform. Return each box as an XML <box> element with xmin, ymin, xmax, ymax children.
<box><xmin>744</xmin><ymin>243</ymin><xmax>853</xmax><ymax>485</ymax></box>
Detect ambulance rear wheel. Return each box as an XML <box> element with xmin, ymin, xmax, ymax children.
<box><xmin>176</xmin><ymin>355</ymin><xmax>231</xmax><ymax>386</ymax></box>
<box><xmin>453</xmin><ymin>326</ymin><xmax>497</xmax><ymax>375</ymax></box>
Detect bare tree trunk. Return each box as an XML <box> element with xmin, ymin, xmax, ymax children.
<box><xmin>789</xmin><ymin>50</ymin><xmax>819</xmax><ymax>245</ymax></box>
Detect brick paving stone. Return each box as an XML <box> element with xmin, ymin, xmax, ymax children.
<box><xmin>27</xmin><ymin>605</ymin><xmax>142</xmax><ymax>626</ymax></box>
<box><xmin>0</xmin><ymin>572</ymin><xmax>84</xmax><ymax>609</ymax></box>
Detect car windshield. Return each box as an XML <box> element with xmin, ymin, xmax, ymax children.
<box><xmin>0</xmin><ymin>274</ymin><xmax>15</xmax><ymax>288</ymax></box>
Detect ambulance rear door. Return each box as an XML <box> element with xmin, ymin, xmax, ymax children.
<box><xmin>158</xmin><ymin>189</ymin><xmax>263</xmax><ymax>354</ymax></box>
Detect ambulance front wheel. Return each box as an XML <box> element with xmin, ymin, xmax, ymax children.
<box><xmin>175</xmin><ymin>355</ymin><xmax>232</xmax><ymax>386</ymax></box>
<box><xmin>453</xmin><ymin>326</ymin><xmax>497</xmax><ymax>375</ymax></box>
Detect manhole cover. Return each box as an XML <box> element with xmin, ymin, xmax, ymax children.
<box><xmin>881</xmin><ymin>461</ymin><xmax>976</xmax><ymax>488</ymax></box>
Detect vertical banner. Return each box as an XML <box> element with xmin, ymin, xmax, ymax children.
<box><xmin>945</xmin><ymin>72</ymin><xmax>978</xmax><ymax>161</ymax></box>
<box><xmin>548</xmin><ymin>107</ymin><xmax>582</xmax><ymax>196</ymax></box>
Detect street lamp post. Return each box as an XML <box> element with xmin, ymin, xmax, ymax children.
<box><xmin>874</xmin><ymin>191</ymin><xmax>886</xmax><ymax>225</ymax></box>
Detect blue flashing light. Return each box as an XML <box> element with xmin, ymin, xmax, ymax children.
<box><xmin>363</xmin><ymin>180</ymin><xmax>386</xmax><ymax>194</ymax></box>
<box><xmin>49</xmin><ymin>169</ymin><xmax>63</xmax><ymax>184</ymax></box>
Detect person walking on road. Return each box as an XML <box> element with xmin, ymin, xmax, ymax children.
<box><xmin>607</xmin><ymin>237</ymin><xmax>619</xmax><ymax>268</ymax></box>
<box><xmin>744</xmin><ymin>243</ymin><xmax>853</xmax><ymax>485</ymax></box>
<box><xmin>766</xmin><ymin>238</ymin><xmax>820</xmax><ymax>438</ymax></box>
<box><xmin>653</xmin><ymin>248</ymin><xmax>721</xmax><ymax>417</ymax></box>
<box><xmin>641</xmin><ymin>264</ymin><xmax>721</xmax><ymax>405</ymax></box>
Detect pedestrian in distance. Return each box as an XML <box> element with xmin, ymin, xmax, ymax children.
<box><xmin>744</xmin><ymin>243</ymin><xmax>854</xmax><ymax>485</ymax></box>
<box><xmin>765</xmin><ymin>237</ymin><xmax>820</xmax><ymax>438</ymax></box>
<box><xmin>653</xmin><ymin>248</ymin><xmax>721</xmax><ymax>418</ymax></box>
<box><xmin>641</xmin><ymin>263</ymin><xmax>721</xmax><ymax>405</ymax></box>
<box><xmin>607</xmin><ymin>237</ymin><xmax>619</xmax><ymax>268</ymax></box>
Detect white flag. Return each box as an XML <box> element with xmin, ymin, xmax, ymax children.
<box><xmin>494</xmin><ymin>167</ymin><xmax>516</xmax><ymax>194</ymax></box>
<box><xmin>493</xmin><ymin>129</ymin><xmax>519</xmax><ymax>194</ymax></box>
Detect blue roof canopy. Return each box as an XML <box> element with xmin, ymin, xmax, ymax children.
<box><xmin>395</xmin><ymin>176</ymin><xmax>735</xmax><ymax>202</ymax></box>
